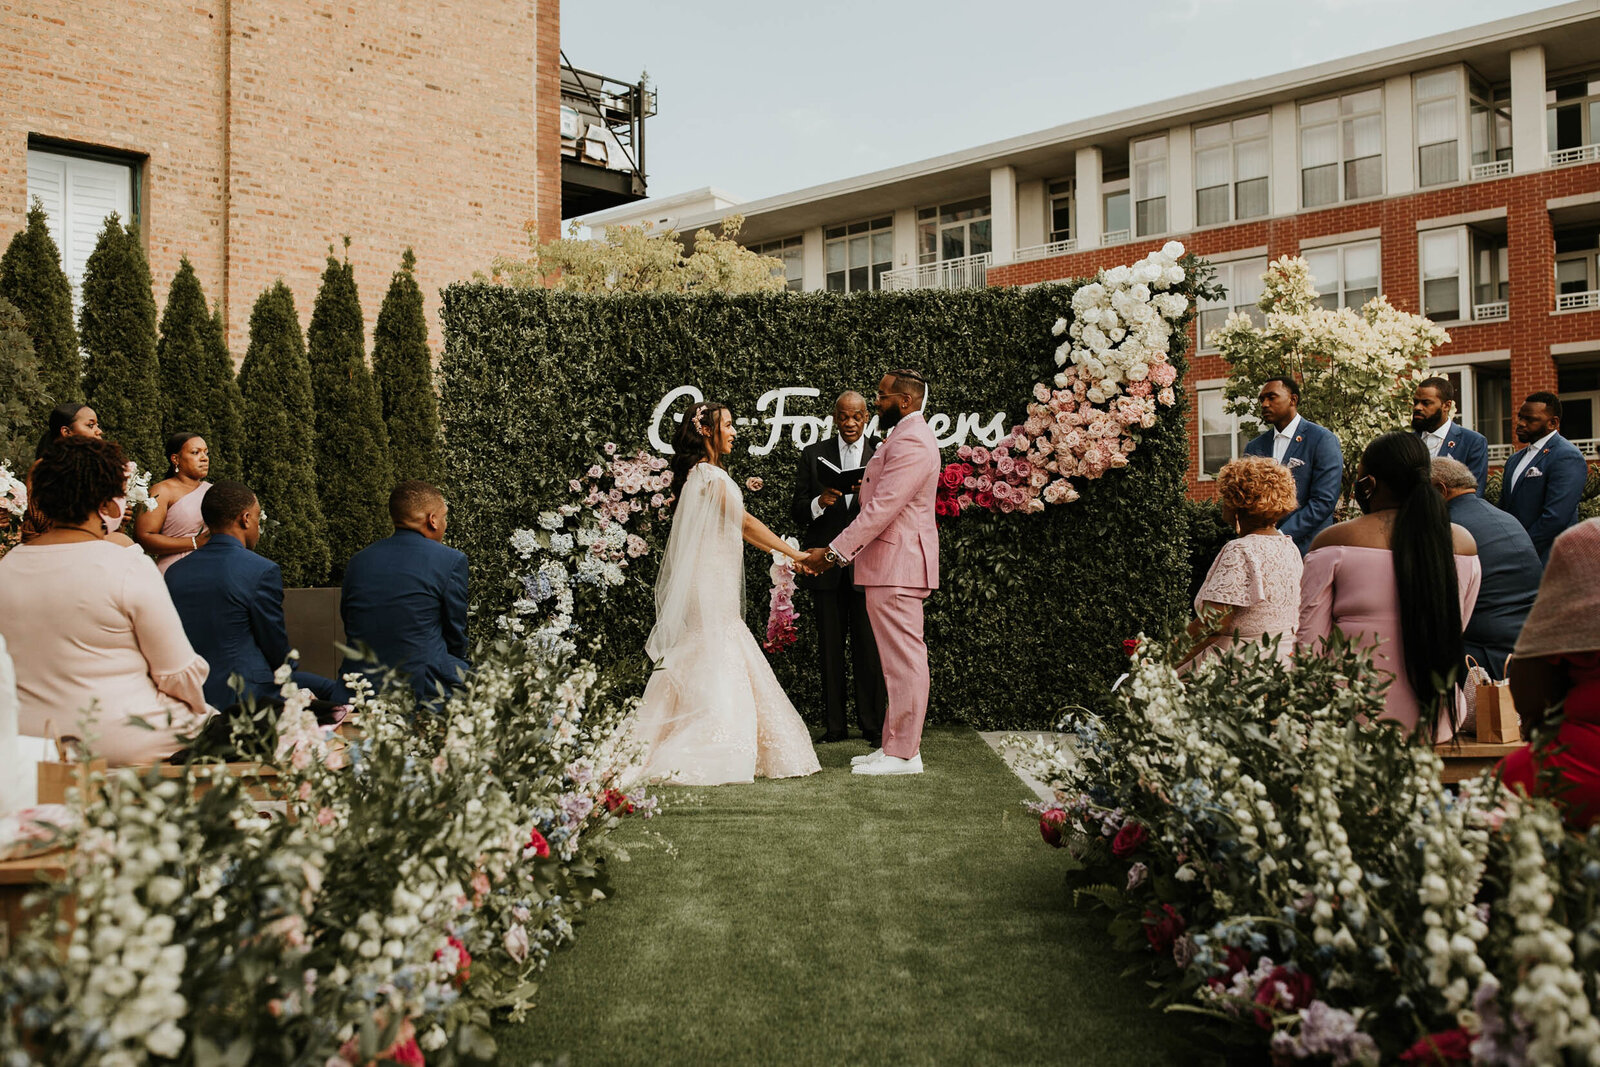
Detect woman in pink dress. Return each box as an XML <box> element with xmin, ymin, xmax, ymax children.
<box><xmin>1298</xmin><ymin>431</ymin><xmax>1480</xmax><ymax>741</ymax></box>
<box><xmin>135</xmin><ymin>432</ymin><xmax>212</xmax><ymax>574</ymax></box>
<box><xmin>1180</xmin><ymin>457</ymin><xmax>1303</xmax><ymax>670</ymax></box>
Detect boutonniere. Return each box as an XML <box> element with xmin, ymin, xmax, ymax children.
<box><xmin>1294</xmin><ymin>435</ymin><xmax>1303</xmax><ymax>443</ymax></box>
<box><xmin>1287</xmin><ymin>457</ymin><xmax>1305</xmax><ymax>469</ymax></box>
<box><xmin>1446</xmin><ymin>440</ymin><xmax>1456</xmax><ymax>449</ymax></box>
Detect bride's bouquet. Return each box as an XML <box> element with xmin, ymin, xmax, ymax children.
<box><xmin>762</xmin><ymin>539</ymin><xmax>800</xmax><ymax>654</ymax></box>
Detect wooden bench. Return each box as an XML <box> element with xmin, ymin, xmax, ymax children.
<box><xmin>0</xmin><ymin>852</ymin><xmax>69</xmax><ymax>944</ymax></box>
<box><xmin>1435</xmin><ymin>739</ymin><xmax>1522</xmax><ymax>784</ymax></box>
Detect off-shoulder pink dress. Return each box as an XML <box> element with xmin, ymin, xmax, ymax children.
<box><xmin>1193</xmin><ymin>533</ymin><xmax>1303</xmax><ymax>663</ymax></box>
<box><xmin>1297</xmin><ymin>546</ymin><xmax>1481</xmax><ymax>740</ymax></box>
<box><xmin>0</xmin><ymin>540</ymin><xmax>211</xmax><ymax>765</ymax></box>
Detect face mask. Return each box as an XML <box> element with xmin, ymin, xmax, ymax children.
<box><xmin>99</xmin><ymin>496</ymin><xmax>127</xmax><ymax>533</ymax></box>
<box><xmin>1353</xmin><ymin>478</ymin><xmax>1375</xmax><ymax>515</ymax></box>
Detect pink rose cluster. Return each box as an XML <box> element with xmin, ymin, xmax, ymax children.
<box><xmin>763</xmin><ymin>556</ymin><xmax>800</xmax><ymax>653</ymax></box>
<box><xmin>579</xmin><ymin>445</ymin><xmax>675</xmax><ymax>528</ymax></box>
<box><xmin>1018</xmin><ymin>361</ymin><xmax>1179</xmax><ymax>506</ymax></box>
<box><xmin>935</xmin><ymin>438</ymin><xmax>1045</xmax><ymax>519</ymax></box>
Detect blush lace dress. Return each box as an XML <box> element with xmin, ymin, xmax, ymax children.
<box><xmin>628</xmin><ymin>463</ymin><xmax>820</xmax><ymax>786</ymax></box>
<box><xmin>1193</xmin><ymin>533</ymin><xmax>1304</xmax><ymax>663</ymax></box>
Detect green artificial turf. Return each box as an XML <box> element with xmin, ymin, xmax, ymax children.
<box><xmin>495</xmin><ymin>726</ymin><xmax>1211</xmax><ymax>1066</ymax></box>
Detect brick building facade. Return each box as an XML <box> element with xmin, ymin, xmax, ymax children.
<box><xmin>1</xmin><ymin>0</ymin><xmax>561</xmax><ymax>355</ymax></box>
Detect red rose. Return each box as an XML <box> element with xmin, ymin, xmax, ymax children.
<box><xmin>602</xmin><ymin>788</ymin><xmax>634</xmax><ymax>814</ymax></box>
<box><xmin>434</xmin><ymin>935</ymin><xmax>472</xmax><ymax>989</ymax></box>
<box><xmin>1399</xmin><ymin>1029</ymin><xmax>1474</xmax><ymax>1064</ymax></box>
<box><xmin>939</xmin><ymin>465</ymin><xmax>964</xmax><ymax>490</ymax></box>
<box><xmin>1143</xmin><ymin>903</ymin><xmax>1185</xmax><ymax>954</ymax></box>
<box><xmin>959</xmin><ymin>462</ymin><xmax>974</xmax><ymax>477</ymax></box>
<box><xmin>1122</xmin><ymin>637</ymin><xmax>1141</xmax><ymax>657</ymax></box>
<box><xmin>1251</xmin><ymin>965</ymin><xmax>1315</xmax><ymax>1027</ymax></box>
<box><xmin>1111</xmin><ymin>821</ymin><xmax>1148</xmax><ymax>857</ymax></box>
<box><xmin>1039</xmin><ymin>808</ymin><xmax>1067</xmax><ymax>848</ymax></box>
<box><xmin>526</xmin><ymin>827</ymin><xmax>551</xmax><ymax>858</ymax></box>
<box><xmin>388</xmin><ymin>1037</ymin><xmax>425</xmax><ymax>1066</ymax></box>
<box><xmin>974</xmin><ymin>490</ymin><xmax>995</xmax><ymax>510</ymax></box>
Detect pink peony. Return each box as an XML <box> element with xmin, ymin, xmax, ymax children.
<box><xmin>970</xmin><ymin>446</ymin><xmax>991</xmax><ymax>466</ymax></box>
<box><xmin>1039</xmin><ymin>808</ymin><xmax>1067</xmax><ymax>847</ymax></box>
<box><xmin>957</xmin><ymin>444</ymin><xmax>973</xmax><ymax>460</ymax></box>
<box><xmin>745</xmin><ymin>477</ymin><xmax>763</xmax><ymax>492</ymax></box>
<box><xmin>1111</xmin><ymin>822</ymin><xmax>1148</xmax><ymax>857</ymax></box>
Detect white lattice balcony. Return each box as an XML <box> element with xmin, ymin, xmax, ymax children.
<box><xmin>1014</xmin><ymin>238</ymin><xmax>1078</xmax><ymax>263</ymax></box>
<box><xmin>1556</xmin><ymin>290</ymin><xmax>1600</xmax><ymax>312</ymax></box>
<box><xmin>880</xmin><ymin>253</ymin><xmax>991</xmax><ymax>291</ymax></box>
<box><xmin>1101</xmin><ymin>228</ymin><xmax>1131</xmax><ymax>246</ymax></box>
<box><xmin>1470</xmin><ymin>159</ymin><xmax>1512</xmax><ymax>180</ymax></box>
<box><xmin>1472</xmin><ymin>301</ymin><xmax>1509</xmax><ymax>321</ymax></box>
<box><xmin>1548</xmin><ymin>144</ymin><xmax>1600</xmax><ymax>168</ymax></box>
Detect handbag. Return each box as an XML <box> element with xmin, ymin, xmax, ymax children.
<box><xmin>1460</xmin><ymin>656</ymin><xmax>1491</xmax><ymax>735</ymax></box>
<box><xmin>1471</xmin><ymin>656</ymin><xmax>1520</xmax><ymax>745</ymax></box>
<box><xmin>35</xmin><ymin>723</ymin><xmax>105</xmax><ymax>806</ymax></box>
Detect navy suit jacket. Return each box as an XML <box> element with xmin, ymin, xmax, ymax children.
<box><xmin>1421</xmin><ymin>422</ymin><xmax>1488</xmax><ymax>497</ymax></box>
<box><xmin>1243</xmin><ymin>417</ymin><xmax>1343</xmax><ymax>555</ymax></box>
<box><xmin>165</xmin><ymin>533</ymin><xmax>293</xmax><ymax>709</ymax></box>
<box><xmin>1446</xmin><ymin>492</ymin><xmax>1541</xmax><ymax>679</ymax></box>
<box><xmin>1497</xmin><ymin>433</ymin><xmax>1588</xmax><ymax>564</ymax></box>
<box><xmin>340</xmin><ymin>529</ymin><xmax>471</xmax><ymax>699</ymax></box>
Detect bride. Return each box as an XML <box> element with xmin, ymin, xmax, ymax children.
<box><xmin>629</xmin><ymin>401</ymin><xmax>822</xmax><ymax>785</ymax></box>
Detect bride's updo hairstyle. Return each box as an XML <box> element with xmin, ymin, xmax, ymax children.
<box><xmin>667</xmin><ymin>400</ymin><xmax>729</xmax><ymax>515</ymax></box>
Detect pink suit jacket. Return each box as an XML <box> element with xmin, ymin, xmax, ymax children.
<box><xmin>830</xmin><ymin>412</ymin><xmax>941</xmax><ymax>589</ymax></box>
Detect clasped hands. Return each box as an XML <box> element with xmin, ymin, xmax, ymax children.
<box><xmin>797</xmin><ymin>546</ymin><xmax>836</xmax><ymax>576</ymax></box>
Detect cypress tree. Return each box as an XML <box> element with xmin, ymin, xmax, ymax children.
<box><xmin>239</xmin><ymin>282</ymin><xmax>329</xmax><ymax>587</ymax></box>
<box><xmin>0</xmin><ymin>297</ymin><xmax>48</xmax><ymax>470</ymax></box>
<box><xmin>157</xmin><ymin>257</ymin><xmax>213</xmax><ymax>442</ymax></box>
<box><xmin>203</xmin><ymin>303</ymin><xmax>246</xmax><ymax>482</ymax></box>
<box><xmin>0</xmin><ymin>200</ymin><xmax>80</xmax><ymax>405</ymax></box>
<box><xmin>372</xmin><ymin>248</ymin><xmax>441</xmax><ymax>482</ymax></box>
<box><xmin>307</xmin><ymin>245</ymin><xmax>392</xmax><ymax>579</ymax></box>
<box><xmin>79</xmin><ymin>213</ymin><xmax>162</xmax><ymax>470</ymax></box>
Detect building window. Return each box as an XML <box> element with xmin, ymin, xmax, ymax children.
<box><xmin>1102</xmin><ymin>183</ymin><xmax>1130</xmax><ymax>243</ymax></box>
<box><xmin>1415</xmin><ymin>68</ymin><xmax>1463</xmax><ymax>186</ymax></box>
<box><xmin>1475</xmin><ymin>367</ymin><xmax>1513</xmax><ymax>445</ymax></box>
<box><xmin>825</xmin><ymin>217</ymin><xmax>893</xmax><ymax>292</ymax></box>
<box><xmin>1303</xmin><ymin>240</ymin><xmax>1380</xmax><ymax>310</ymax></box>
<box><xmin>754</xmin><ymin>235</ymin><xmax>804</xmax><ymax>292</ymax></box>
<box><xmin>1197</xmin><ymin>257</ymin><xmax>1268</xmax><ymax>349</ymax></box>
<box><xmin>1420</xmin><ymin>229</ymin><xmax>1464</xmax><ymax>321</ymax></box>
<box><xmin>1546</xmin><ymin>73</ymin><xmax>1600</xmax><ymax>152</ymax></box>
<box><xmin>1048</xmin><ymin>179</ymin><xmax>1075</xmax><ymax>243</ymax></box>
<box><xmin>1132</xmin><ymin>136</ymin><xmax>1168</xmax><ymax>237</ymax></box>
<box><xmin>25</xmin><ymin>145</ymin><xmax>137</xmax><ymax>308</ymax></box>
<box><xmin>1470</xmin><ymin>80</ymin><xmax>1512</xmax><ymax>169</ymax></box>
<box><xmin>1194</xmin><ymin>115</ymin><xmax>1270</xmax><ymax>226</ymax></box>
<box><xmin>1555</xmin><ymin>226</ymin><xmax>1600</xmax><ymax>302</ymax></box>
<box><xmin>1299</xmin><ymin>88</ymin><xmax>1383</xmax><ymax>207</ymax></box>
<box><xmin>916</xmin><ymin>199</ymin><xmax>990</xmax><ymax>267</ymax></box>
<box><xmin>1197</xmin><ymin>388</ymin><xmax>1259</xmax><ymax>479</ymax></box>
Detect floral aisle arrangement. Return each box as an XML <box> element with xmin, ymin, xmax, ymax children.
<box><xmin>0</xmin><ymin>461</ymin><xmax>24</xmax><ymax>555</ymax></box>
<box><xmin>0</xmin><ymin>639</ymin><xmax>656</xmax><ymax>1066</ymax></box>
<box><xmin>763</xmin><ymin>539</ymin><xmax>800</xmax><ymax>653</ymax></box>
<box><xmin>1013</xmin><ymin>634</ymin><xmax>1600</xmax><ymax>1064</ymax></box>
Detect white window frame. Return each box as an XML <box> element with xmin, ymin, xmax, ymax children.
<box><xmin>1414</xmin><ymin>66</ymin><xmax>1467</xmax><ymax>188</ymax></box>
<box><xmin>1195</xmin><ymin>383</ymin><xmax>1260</xmax><ymax>481</ymax></box>
<box><xmin>1469</xmin><ymin>78</ymin><xmax>1512</xmax><ymax>171</ymax></box>
<box><xmin>1101</xmin><ymin>179</ymin><xmax>1131</xmax><ymax>244</ymax></box>
<box><xmin>1431</xmin><ymin>352</ymin><xmax>1515</xmax><ymax>443</ymax></box>
<box><xmin>1298</xmin><ymin>87</ymin><xmax>1384</xmax><ymax>208</ymax></box>
<box><xmin>25</xmin><ymin>145</ymin><xmax>137</xmax><ymax>310</ymax></box>
<box><xmin>1047</xmin><ymin>179</ymin><xmax>1075</xmax><ymax>243</ymax></box>
<box><xmin>753</xmin><ymin>235</ymin><xmax>804</xmax><ymax>292</ymax></box>
<box><xmin>1302</xmin><ymin>239</ymin><xmax>1381</xmax><ymax>311</ymax></box>
<box><xmin>1132</xmin><ymin>136</ymin><xmax>1168</xmax><ymax>238</ymax></box>
<box><xmin>1196</xmin><ymin>255</ymin><xmax>1268</xmax><ymax>352</ymax></box>
<box><xmin>1545</xmin><ymin>71</ymin><xmax>1600</xmax><ymax>153</ymax></box>
<box><xmin>915</xmin><ymin>199</ymin><xmax>991</xmax><ymax>267</ymax></box>
<box><xmin>825</xmin><ymin>217</ymin><xmax>894</xmax><ymax>292</ymax></box>
<box><xmin>1419</xmin><ymin>226</ymin><xmax>1468</xmax><ymax>323</ymax></box>
<box><xmin>1193</xmin><ymin>114</ymin><xmax>1271</xmax><ymax>227</ymax></box>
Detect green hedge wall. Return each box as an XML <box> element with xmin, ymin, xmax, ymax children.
<box><xmin>438</xmin><ymin>283</ymin><xmax>1197</xmax><ymax>730</ymax></box>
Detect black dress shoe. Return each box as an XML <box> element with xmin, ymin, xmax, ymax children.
<box><xmin>817</xmin><ymin>731</ymin><xmax>849</xmax><ymax>743</ymax></box>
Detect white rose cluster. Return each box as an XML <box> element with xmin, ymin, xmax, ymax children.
<box><xmin>1057</xmin><ymin>241</ymin><xmax>1188</xmax><ymax>403</ymax></box>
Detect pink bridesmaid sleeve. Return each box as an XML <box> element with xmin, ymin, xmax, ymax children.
<box><xmin>1297</xmin><ymin>548</ymin><xmax>1339</xmax><ymax>650</ymax></box>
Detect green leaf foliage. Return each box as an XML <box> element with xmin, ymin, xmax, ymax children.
<box><xmin>307</xmin><ymin>250</ymin><xmax>392</xmax><ymax>579</ymax></box>
<box><xmin>372</xmin><ymin>247</ymin><xmax>441</xmax><ymax>483</ymax></box>
<box><xmin>0</xmin><ymin>296</ymin><xmax>48</xmax><ymax>469</ymax></box>
<box><xmin>239</xmin><ymin>281</ymin><xmax>330</xmax><ymax>586</ymax></box>
<box><xmin>203</xmin><ymin>302</ymin><xmax>247</xmax><ymax>481</ymax></box>
<box><xmin>0</xmin><ymin>199</ymin><xmax>79</xmax><ymax>405</ymax></box>
<box><xmin>79</xmin><ymin>213</ymin><xmax>163</xmax><ymax>469</ymax></box>
<box><xmin>157</xmin><ymin>258</ymin><xmax>213</xmax><ymax>446</ymax></box>
<box><xmin>439</xmin><ymin>283</ymin><xmax>1197</xmax><ymax>730</ymax></box>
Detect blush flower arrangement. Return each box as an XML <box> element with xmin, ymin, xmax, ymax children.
<box><xmin>0</xmin><ymin>461</ymin><xmax>25</xmax><ymax>556</ymax></box>
<box><xmin>762</xmin><ymin>539</ymin><xmax>801</xmax><ymax>654</ymax></box>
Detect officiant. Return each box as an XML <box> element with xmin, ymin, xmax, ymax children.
<box><xmin>790</xmin><ymin>391</ymin><xmax>887</xmax><ymax>746</ymax></box>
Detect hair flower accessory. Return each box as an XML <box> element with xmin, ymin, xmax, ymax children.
<box><xmin>692</xmin><ymin>407</ymin><xmax>707</xmax><ymax>436</ymax></box>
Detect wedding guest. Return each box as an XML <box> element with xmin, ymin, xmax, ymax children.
<box><xmin>1178</xmin><ymin>457</ymin><xmax>1302</xmax><ymax>670</ymax></box>
<box><xmin>1298</xmin><ymin>431</ymin><xmax>1480</xmax><ymax>740</ymax></box>
<box><xmin>136</xmin><ymin>432</ymin><xmax>212</xmax><ymax>574</ymax></box>
<box><xmin>166</xmin><ymin>480</ymin><xmax>349</xmax><ymax>710</ymax></box>
<box><xmin>340</xmin><ymin>480</ymin><xmax>470</xmax><ymax>703</ymax></box>
<box><xmin>1431</xmin><ymin>457</ymin><xmax>1539</xmax><ymax>680</ymax></box>
<box><xmin>0</xmin><ymin>437</ymin><xmax>210</xmax><ymax>765</ymax></box>
<box><xmin>1242</xmin><ymin>377</ymin><xmax>1342</xmax><ymax>555</ymax></box>
<box><xmin>1500</xmin><ymin>518</ymin><xmax>1600</xmax><ymax>828</ymax></box>
<box><xmin>790</xmin><ymin>390</ymin><xmax>886</xmax><ymax>745</ymax></box>
<box><xmin>1412</xmin><ymin>376</ymin><xmax>1487</xmax><ymax>495</ymax></box>
<box><xmin>21</xmin><ymin>403</ymin><xmax>108</xmax><ymax>544</ymax></box>
<box><xmin>1498</xmin><ymin>392</ymin><xmax>1588</xmax><ymax>565</ymax></box>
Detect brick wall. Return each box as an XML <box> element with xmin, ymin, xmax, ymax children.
<box><xmin>1</xmin><ymin>0</ymin><xmax>559</xmax><ymax>357</ymax></box>
<box><xmin>990</xmin><ymin>162</ymin><xmax>1600</xmax><ymax>498</ymax></box>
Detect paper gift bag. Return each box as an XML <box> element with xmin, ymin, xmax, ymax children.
<box><xmin>35</xmin><ymin>728</ymin><xmax>105</xmax><ymax>805</ymax></box>
<box><xmin>1473</xmin><ymin>663</ymin><xmax>1520</xmax><ymax>745</ymax></box>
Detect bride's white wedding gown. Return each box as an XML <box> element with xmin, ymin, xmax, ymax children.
<box><xmin>629</xmin><ymin>463</ymin><xmax>821</xmax><ymax>785</ymax></box>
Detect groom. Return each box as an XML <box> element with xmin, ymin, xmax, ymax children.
<box><xmin>802</xmin><ymin>369</ymin><xmax>941</xmax><ymax>776</ymax></box>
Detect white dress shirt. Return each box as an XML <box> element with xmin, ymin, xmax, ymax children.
<box><xmin>811</xmin><ymin>436</ymin><xmax>864</xmax><ymax>520</ymax></box>
<box><xmin>1419</xmin><ymin>422</ymin><xmax>1450</xmax><ymax>458</ymax></box>
<box><xmin>1508</xmin><ymin>430</ymin><xmax>1557</xmax><ymax>493</ymax></box>
<box><xmin>1271</xmin><ymin>414</ymin><xmax>1303</xmax><ymax>464</ymax></box>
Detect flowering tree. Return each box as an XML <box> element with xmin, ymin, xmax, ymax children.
<box><xmin>1213</xmin><ymin>256</ymin><xmax>1448</xmax><ymax>494</ymax></box>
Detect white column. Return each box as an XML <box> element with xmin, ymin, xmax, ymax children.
<box><xmin>989</xmin><ymin>165</ymin><xmax>1018</xmax><ymax>265</ymax></box>
<box><xmin>1510</xmin><ymin>45</ymin><xmax>1548</xmax><ymax>173</ymax></box>
<box><xmin>1384</xmin><ymin>74</ymin><xmax>1415</xmax><ymax>196</ymax></box>
<box><xmin>1166</xmin><ymin>124</ymin><xmax>1194</xmax><ymax>234</ymax></box>
<box><xmin>1075</xmin><ymin>147</ymin><xmax>1103</xmax><ymax>250</ymax></box>
<box><xmin>1271</xmin><ymin>101</ymin><xmax>1298</xmax><ymax>217</ymax></box>
<box><xmin>1016</xmin><ymin>178</ymin><xmax>1046</xmax><ymax>251</ymax></box>
<box><xmin>892</xmin><ymin>207</ymin><xmax>917</xmax><ymax>270</ymax></box>
<box><xmin>801</xmin><ymin>226</ymin><xmax>825</xmax><ymax>292</ymax></box>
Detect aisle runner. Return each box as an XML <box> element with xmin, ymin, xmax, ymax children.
<box><xmin>495</xmin><ymin>727</ymin><xmax>1198</xmax><ymax>1067</ymax></box>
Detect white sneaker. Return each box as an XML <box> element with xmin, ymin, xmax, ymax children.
<box><xmin>852</xmin><ymin>754</ymin><xmax>923</xmax><ymax>776</ymax></box>
<box><xmin>851</xmin><ymin>748</ymin><xmax>886</xmax><ymax>766</ymax></box>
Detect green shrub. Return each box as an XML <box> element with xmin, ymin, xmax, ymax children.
<box><xmin>1182</xmin><ymin>497</ymin><xmax>1231</xmax><ymax>607</ymax></box>
<box><xmin>239</xmin><ymin>282</ymin><xmax>329</xmax><ymax>586</ymax></box>
<box><xmin>0</xmin><ymin>296</ymin><xmax>47</xmax><ymax>469</ymax></box>
<box><xmin>157</xmin><ymin>256</ymin><xmax>247</xmax><ymax>481</ymax></box>
<box><xmin>203</xmin><ymin>303</ymin><xmax>247</xmax><ymax>481</ymax></box>
<box><xmin>0</xmin><ymin>200</ymin><xmax>79</xmax><ymax>406</ymax></box>
<box><xmin>372</xmin><ymin>248</ymin><xmax>441</xmax><ymax>483</ymax></box>
<box><xmin>439</xmin><ymin>284</ymin><xmax>1197</xmax><ymax>730</ymax></box>
<box><xmin>79</xmin><ymin>214</ymin><xmax>162</xmax><ymax>469</ymax></box>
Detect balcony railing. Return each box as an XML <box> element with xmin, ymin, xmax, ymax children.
<box><xmin>1548</xmin><ymin>144</ymin><xmax>1600</xmax><ymax>168</ymax></box>
<box><xmin>1102</xmin><ymin>228</ymin><xmax>1131</xmax><ymax>246</ymax></box>
<box><xmin>1556</xmin><ymin>290</ymin><xmax>1600</xmax><ymax>312</ymax></box>
<box><xmin>1472</xmin><ymin>300</ymin><xmax>1509</xmax><ymax>321</ymax></box>
<box><xmin>1014</xmin><ymin>238</ymin><xmax>1078</xmax><ymax>263</ymax></box>
<box><xmin>881</xmin><ymin>253</ymin><xmax>991</xmax><ymax>291</ymax></box>
<box><xmin>1489</xmin><ymin>439</ymin><xmax>1600</xmax><ymax>463</ymax></box>
<box><xmin>1470</xmin><ymin>159</ymin><xmax>1512</xmax><ymax>180</ymax></box>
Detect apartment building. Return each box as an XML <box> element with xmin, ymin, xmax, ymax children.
<box><xmin>596</xmin><ymin>2</ymin><xmax>1600</xmax><ymax>497</ymax></box>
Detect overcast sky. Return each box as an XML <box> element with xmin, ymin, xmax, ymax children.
<box><xmin>562</xmin><ymin>0</ymin><xmax>1557</xmax><ymax>210</ymax></box>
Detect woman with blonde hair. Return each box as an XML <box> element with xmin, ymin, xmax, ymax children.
<box><xmin>1179</xmin><ymin>456</ymin><xmax>1303</xmax><ymax>669</ymax></box>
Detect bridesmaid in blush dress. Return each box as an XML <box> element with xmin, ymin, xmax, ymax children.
<box><xmin>136</xmin><ymin>432</ymin><xmax>212</xmax><ymax>574</ymax></box>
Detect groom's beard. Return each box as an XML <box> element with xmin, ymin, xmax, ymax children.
<box><xmin>878</xmin><ymin>406</ymin><xmax>903</xmax><ymax>430</ymax></box>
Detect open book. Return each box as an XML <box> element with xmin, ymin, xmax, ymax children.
<box><xmin>817</xmin><ymin>456</ymin><xmax>867</xmax><ymax>493</ymax></box>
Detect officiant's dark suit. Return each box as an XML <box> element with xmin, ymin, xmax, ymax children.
<box><xmin>791</xmin><ymin>422</ymin><xmax>887</xmax><ymax>745</ymax></box>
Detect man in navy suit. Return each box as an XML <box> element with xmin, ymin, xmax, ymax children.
<box><xmin>1242</xmin><ymin>377</ymin><xmax>1344</xmax><ymax>555</ymax></box>
<box><xmin>166</xmin><ymin>481</ymin><xmax>348</xmax><ymax>709</ymax></box>
<box><xmin>1432</xmin><ymin>457</ymin><xmax>1539</xmax><ymax>679</ymax></box>
<box><xmin>790</xmin><ymin>391</ymin><xmax>886</xmax><ymax>746</ymax></box>
<box><xmin>340</xmin><ymin>480</ymin><xmax>471</xmax><ymax>703</ymax></box>
<box><xmin>1412</xmin><ymin>376</ymin><xmax>1488</xmax><ymax>496</ymax></box>
<box><xmin>1497</xmin><ymin>392</ymin><xmax>1590</xmax><ymax>565</ymax></box>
